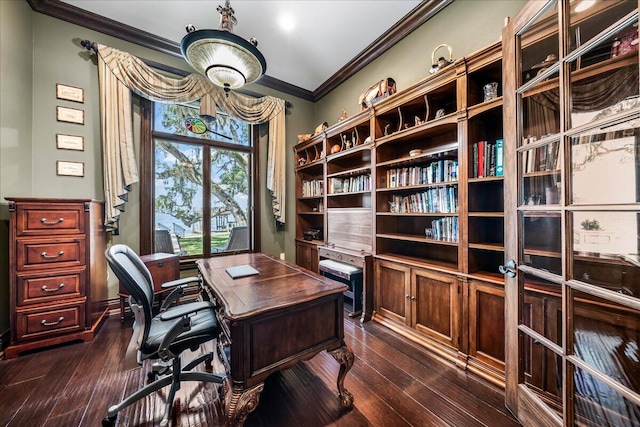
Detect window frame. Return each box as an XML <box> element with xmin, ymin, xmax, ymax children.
<box><xmin>139</xmin><ymin>98</ymin><xmax>260</xmax><ymax>264</ymax></box>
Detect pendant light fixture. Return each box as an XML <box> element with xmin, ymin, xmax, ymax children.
<box><xmin>181</xmin><ymin>0</ymin><xmax>267</xmax><ymax>93</ymax></box>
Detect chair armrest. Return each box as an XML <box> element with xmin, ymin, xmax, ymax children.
<box><xmin>158</xmin><ymin>316</ymin><xmax>191</xmax><ymax>361</ymax></box>
<box><xmin>161</xmin><ymin>277</ymin><xmax>201</xmax><ymax>289</ymax></box>
<box><xmin>158</xmin><ymin>301</ymin><xmax>214</xmax><ymax>321</ymax></box>
<box><xmin>159</xmin><ymin>277</ymin><xmax>202</xmax><ymax>312</ymax></box>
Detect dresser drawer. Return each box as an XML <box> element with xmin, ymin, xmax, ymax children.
<box><xmin>17</xmin><ymin>269</ymin><xmax>84</xmax><ymax>305</ymax></box>
<box><xmin>15</xmin><ymin>301</ymin><xmax>85</xmax><ymax>341</ymax></box>
<box><xmin>17</xmin><ymin>238</ymin><xmax>85</xmax><ymax>271</ymax></box>
<box><xmin>14</xmin><ymin>203</ymin><xmax>85</xmax><ymax>236</ymax></box>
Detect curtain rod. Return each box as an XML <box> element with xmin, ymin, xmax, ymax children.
<box><xmin>80</xmin><ymin>39</ymin><xmax>292</xmax><ymax>108</ymax></box>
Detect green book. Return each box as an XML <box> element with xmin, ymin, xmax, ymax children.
<box><xmin>495</xmin><ymin>138</ymin><xmax>504</xmax><ymax>176</ymax></box>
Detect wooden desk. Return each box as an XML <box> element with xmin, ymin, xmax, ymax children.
<box><xmin>197</xmin><ymin>253</ymin><xmax>354</xmax><ymax>426</ymax></box>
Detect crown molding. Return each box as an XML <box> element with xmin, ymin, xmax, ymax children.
<box><xmin>27</xmin><ymin>0</ymin><xmax>450</xmax><ymax>103</ymax></box>
<box><xmin>27</xmin><ymin>0</ymin><xmax>181</xmax><ymax>57</ymax></box>
<box><xmin>312</xmin><ymin>0</ymin><xmax>453</xmax><ymax>100</ymax></box>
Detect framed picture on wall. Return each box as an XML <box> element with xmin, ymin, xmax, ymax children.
<box><xmin>56</xmin><ymin>106</ymin><xmax>84</xmax><ymax>124</ymax></box>
<box><xmin>56</xmin><ymin>160</ymin><xmax>84</xmax><ymax>177</ymax></box>
<box><xmin>56</xmin><ymin>134</ymin><xmax>84</xmax><ymax>151</ymax></box>
<box><xmin>56</xmin><ymin>83</ymin><xmax>84</xmax><ymax>103</ymax></box>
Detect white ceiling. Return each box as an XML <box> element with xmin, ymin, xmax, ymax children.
<box><xmin>62</xmin><ymin>1</ymin><xmax>423</xmax><ymax>92</ymax></box>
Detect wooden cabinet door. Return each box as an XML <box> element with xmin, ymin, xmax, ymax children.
<box><xmin>295</xmin><ymin>241</ymin><xmax>318</xmax><ymax>273</ymax></box>
<box><xmin>411</xmin><ymin>269</ymin><xmax>460</xmax><ymax>349</ymax></box>
<box><xmin>374</xmin><ymin>260</ymin><xmax>410</xmax><ymax>325</ymax></box>
<box><xmin>468</xmin><ymin>280</ymin><xmax>505</xmax><ymax>371</ymax></box>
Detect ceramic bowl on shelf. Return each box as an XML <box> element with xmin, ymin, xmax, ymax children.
<box><xmin>409</xmin><ymin>149</ymin><xmax>422</xmax><ymax>157</ymax></box>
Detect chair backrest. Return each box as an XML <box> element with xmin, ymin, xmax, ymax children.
<box><xmin>226</xmin><ymin>226</ymin><xmax>249</xmax><ymax>251</ymax></box>
<box><xmin>105</xmin><ymin>244</ymin><xmax>155</xmax><ymax>340</ymax></box>
<box><xmin>155</xmin><ymin>229</ymin><xmax>176</xmax><ymax>254</ymax></box>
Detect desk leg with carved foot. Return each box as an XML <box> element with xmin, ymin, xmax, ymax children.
<box><xmin>329</xmin><ymin>344</ymin><xmax>355</xmax><ymax>408</ymax></box>
<box><xmin>224</xmin><ymin>383</ymin><xmax>264</xmax><ymax>427</ymax></box>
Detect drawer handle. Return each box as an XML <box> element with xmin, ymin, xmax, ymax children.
<box><xmin>41</xmin><ymin>283</ymin><xmax>65</xmax><ymax>292</ymax></box>
<box><xmin>40</xmin><ymin>217</ymin><xmax>64</xmax><ymax>225</ymax></box>
<box><xmin>41</xmin><ymin>316</ymin><xmax>64</xmax><ymax>327</ymax></box>
<box><xmin>41</xmin><ymin>251</ymin><xmax>64</xmax><ymax>259</ymax></box>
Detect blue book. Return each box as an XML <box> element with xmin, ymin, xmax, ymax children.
<box><xmin>495</xmin><ymin>139</ymin><xmax>504</xmax><ymax>176</ymax></box>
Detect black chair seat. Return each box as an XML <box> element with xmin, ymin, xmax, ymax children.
<box><xmin>143</xmin><ymin>309</ymin><xmax>218</xmax><ymax>359</ymax></box>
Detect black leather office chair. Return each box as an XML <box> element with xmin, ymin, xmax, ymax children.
<box><xmin>103</xmin><ymin>244</ymin><xmax>225</xmax><ymax>427</ymax></box>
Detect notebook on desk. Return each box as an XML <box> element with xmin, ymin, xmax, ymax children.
<box><xmin>226</xmin><ymin>264</ymin><xmax>259</xmax><ymax>279</ymax></box>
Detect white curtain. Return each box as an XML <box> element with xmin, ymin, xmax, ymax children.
<box><xmin>95</xmin><ymin>43</ymin><xmax>286</xmax><ymax>231</ymax></box>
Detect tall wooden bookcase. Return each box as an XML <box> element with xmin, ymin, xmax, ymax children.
<box><xmin>294</xmin><ymin>133</ymin><xmax>326</xmax><ymax>272</ymax></box>
<box><xmin>294</xmin><ymin>41</ymin><xmax>508</xmax><ymax>385</ymax></box>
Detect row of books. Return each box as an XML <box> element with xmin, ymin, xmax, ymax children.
<box><xmin>389</xmin><ymin>185</ymin><xmax>458</xmax><ymax>214</ymax></box>
<box><xmin>328</xmin><ymin>175</ymin><xmax>371</xmax><ymax>194</ymax></box>
<box><xmin>301</xmin><ymin>179</ymin><xmax>323</xmax><ymax>197</ymax></box>
<box><xmin>387</xmin><ymin>159</ymin><xmax>458</xmax><ymax>188</ymax></box>
<box><xmin>522</xmin><ymin>136</ymin><xmax>560</xmax><ymax>174</ymax></box>
<box><xmin>471</xmin><ymin>139</ymin><xmax>504</xmax><ymax>178</ymax></box>
<box><xmin>427</xmin><ymin>216</ymin><xmax>458</xmax><ymax>243</ymax></box>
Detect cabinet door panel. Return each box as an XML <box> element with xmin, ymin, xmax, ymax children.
<box><xmin>469</xmin><ymin>280</ymin><xmax>505</xmax><ymax>368</ymax></box>
<box><xmin>375</xmin><ymin>261</ymin><xmax>410</xmax><ymax>324</ymax></box>
<box><xmin>412</xmin><ymin>269</ymin><xmax>458</xmax><ymax>347</ymax></box>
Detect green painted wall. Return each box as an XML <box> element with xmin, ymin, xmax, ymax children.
<box><xmin>1</xmin><ymin>0</ymin><xmax>34</xmax><ymax>338</ymax></box>
<box><xmin>314</xmin><ymin>0</ymin><xmax>527</xmax><ymax>123</ymax></box>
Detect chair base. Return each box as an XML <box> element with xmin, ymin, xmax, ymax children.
<box><xmin>103</xmin><ymin>353</ymin><xmax>225</xmax><ymax>427</ymax></box>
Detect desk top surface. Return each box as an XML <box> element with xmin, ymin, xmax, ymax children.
<box><xmin>197</xmin><ymin>253</ymin><xmax>348</xmax><ymax>320</ymax></box>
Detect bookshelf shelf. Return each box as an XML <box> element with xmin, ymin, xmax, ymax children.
<box><xmin>468</xmin><ymin>96</ymin><xmax>503</xmax><ymax>119</ymax></box>
<box><xmin>376</xmin><ymin>181</ymin><xmax>459</xmax><ymax>192</ymax></box>
<box><xmin>327</xmin><ymin>190</ymin><xmax>370</xmax><ymax>197</ymax></box>
<box><xmin>326</xmin><ymin>166</ymin><xmax>371</xmax><ymax>179</ymax></box>
<box><xmin>468</xmin><ymin>176</ymin><xmax>504</xmax><ymax>184</ymax></box>
<box><xmin>377</xmin><ymin>211</ymin><xmax>458</xmax><ymax>217</ymax></box>
<box><xmin>468</xmin><ymin>212</ymin><xmax>504</xmax><ymax>218</ymax></box>
<box><xmin>469</xmin><ymin>242</ymin><xmax>505</xmax><ymax>251</ymax></box>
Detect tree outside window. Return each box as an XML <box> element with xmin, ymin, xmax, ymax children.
<box><xmin>150</xmin><ymin>102</ymin><xmax>254</xmax><ymax>257</ymax></box>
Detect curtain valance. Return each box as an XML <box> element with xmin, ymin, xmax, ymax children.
<box><xmin>95</xmin><ymin>43</ymin><xmax>286</xmax><ymax>231</ymax></box>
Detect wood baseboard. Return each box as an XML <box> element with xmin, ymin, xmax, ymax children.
<box><xmin>0</xmin><ymin>329</ymin><xmax>10</xmax><ymax>359</ymax></box>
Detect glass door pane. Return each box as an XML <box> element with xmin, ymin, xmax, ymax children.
<box><xmin>210</xmin><ymin>148</ymin><xmax>250</xmax><ymax>253</ymax></box>
<box><xmin>154</xmin><ymin>140</ymin><xmax>203</xmax><ymax>256</ymax></box>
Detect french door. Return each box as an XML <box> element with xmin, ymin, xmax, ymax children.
<box><xmin>503</xmin><ymin>1</ymin><xmax>640</xmax><ymax>425</ymax></box>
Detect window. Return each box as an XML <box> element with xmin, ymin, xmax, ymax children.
<box><xmin>141</xmin><ymin>100</ymin><xmax>258</xmax><ymax>259</ymax></box>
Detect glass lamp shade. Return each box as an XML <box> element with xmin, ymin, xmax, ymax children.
<box><xmin>181</xmin><ymin>29</ymin><xmax>266</xmax><ymax>90</ymax></box>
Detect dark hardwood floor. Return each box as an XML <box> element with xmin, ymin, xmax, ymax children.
<box><xmin>0</xmin><ymin>311</ymin><xmax>519</xmax><ymax>426</ymax></box>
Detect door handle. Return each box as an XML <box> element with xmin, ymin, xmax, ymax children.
<box><xmin>499</xmin><ymin>259</ymin><xmax>517</xmax><ymax>278</ymax></box>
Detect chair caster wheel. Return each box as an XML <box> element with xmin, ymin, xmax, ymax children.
<box><xmin>147</xmin><ymin>371</ymin><xmax>157</xmax><ymax>382</ymax></box>
<box><xmin>102</xmin><ymin>416</ymin><xmax>116</xmax><ymax>426</ymax></box>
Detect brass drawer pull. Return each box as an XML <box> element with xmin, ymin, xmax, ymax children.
<box><xmin>41</xmin><ymin>283</ymin><xmax>65</xmax><ymax>292</ymax></box>
<box><xmin>41</xmin><ymin>251</ymin><xmax>64</xmax><ymax>259</ymax></box>
<box><xmin>41</xmin><ymin>316</ymin><xmax>64</xmax><ymax>327</ymax></box>
<box><xmin>40</xmin><ymin>217</ymin><xmax>64</xmax><ymax>225</ymax></box>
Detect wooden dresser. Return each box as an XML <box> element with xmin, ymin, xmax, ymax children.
<box><xmin>5</xmin><ymin>198</ymin><xmax>108</xmax><ymax>358</ymax></box>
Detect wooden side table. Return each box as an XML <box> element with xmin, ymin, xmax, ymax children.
<box><xmin>118</xmin><ymin>253</ymin><xmax>180</xmax><ymax>321</ymax></box>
